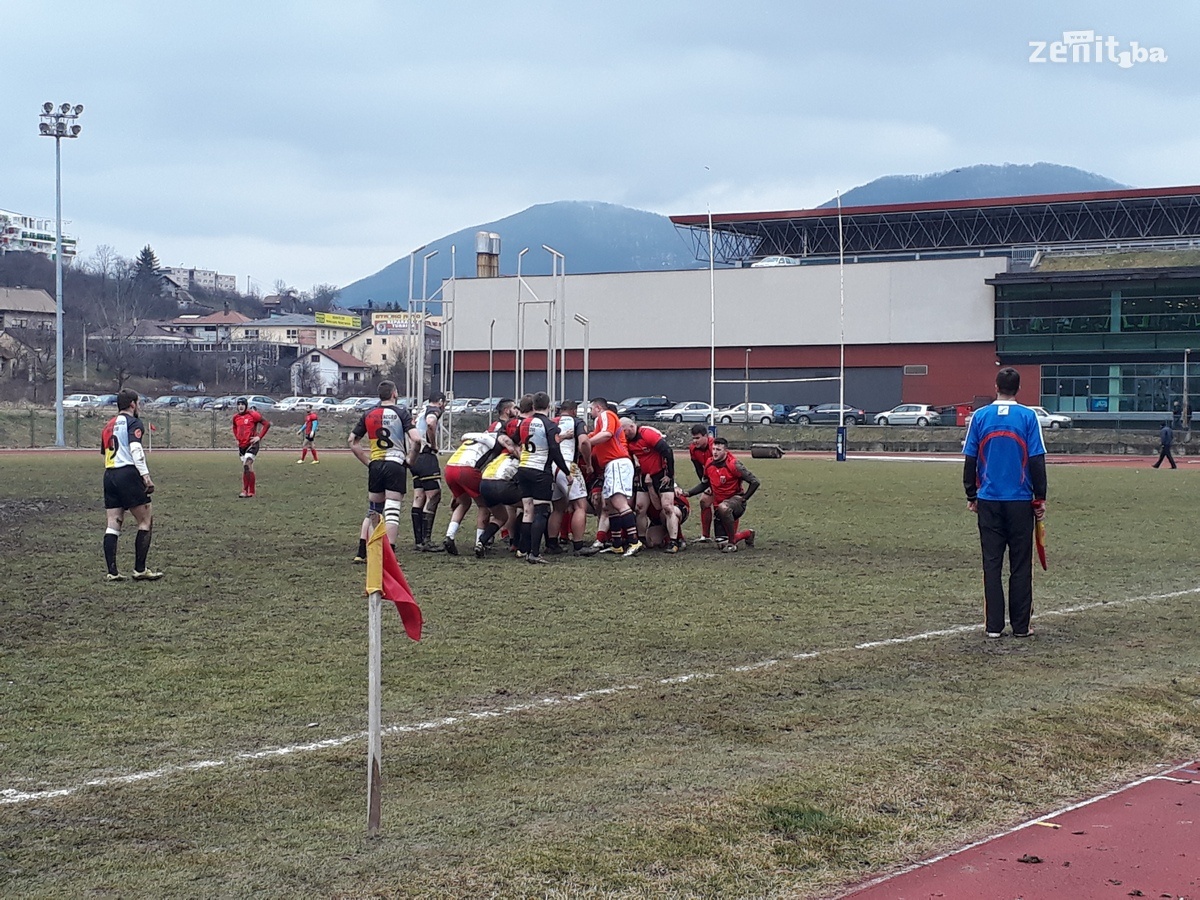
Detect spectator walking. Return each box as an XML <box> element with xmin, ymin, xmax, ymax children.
<box><xmin>1153</xmin><ymin>421</ymin><xmax>1178</xmax><ymax>469</ymax></box>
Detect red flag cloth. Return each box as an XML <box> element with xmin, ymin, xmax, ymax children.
<box><xmin>366</xmin><ymin>520</ymin><xmax>423</xmax><ymax>640</ymax></box>
<box><xmin>1035</xmin><ymin>520</ymin><xmax>1047</xmax><ymax>571</ymax></box>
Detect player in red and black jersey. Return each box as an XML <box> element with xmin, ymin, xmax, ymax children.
<box><xmin>297</xmin><ymin>408</ymin><xmax>320</xmax><ymax>464</ymax></box>
<box><xmin>349</xmin><ymin>380</ymin><xmax>423</xmax><ymax>556</ymax></box>
<box><xmin>623</xmin><ymin>418</ymin><xmax>683</xmax><ymax>552</ymax></box>
<box><xmin>232</xmin><ymin>398</ymin><xmax>271</xmax><ymax>497</ymax></box>
<box><xmin>688</xmin><ymin>436</ymin><xmax>760</xmax><ymax>552</ymax></box>
<box><xmin>688</xmin><ymin>423</ymin><xmax>717</xmax><ymax>541</ymax></box>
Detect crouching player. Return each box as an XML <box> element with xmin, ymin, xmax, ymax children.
<box><xmin>688</xmin><ymin>436</ymin><xmax>760</xmax><ymax>552</ymax></box>
<box><xmin>441</xmin><ymin>429</ymin><xmax>497</xmax><ymax>555</ymax></box>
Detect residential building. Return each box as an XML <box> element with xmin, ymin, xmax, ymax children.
<box><xmin>0</xmin><ymin>287</ymin><xmax>56</xmax><ymax>331</ymax></box>
<box><xmin>233</xmin><ymin>314</ymin><xmax>360</xmax><ymax>350</ymax></box>
<box><xmin>291</xmin><ymin>347</ymin><xmax>372</xmax><ymax>395</ymax></box>
<box><xmin>0</xmin><ymin>208</ymin><xmax>77</xmax><ymax>262</ymax></box>
<box><xmin>162</xmin><ymin>266</ymin><xmax>239</xmax><ymax>293</ymax></box>
<box><xmin>167</xmin><ymin>310</ymin><xmax>252</xmax><ymax>349</ymax></box>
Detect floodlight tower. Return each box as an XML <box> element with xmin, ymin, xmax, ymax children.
<box><xmin>38</xmin><ymin>101</ymin><xmax>84</xmax><ymax>447</ymax></box>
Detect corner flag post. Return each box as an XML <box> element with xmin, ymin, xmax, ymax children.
<box><xmin>367</xmin><ymin>588</ymin><xmax>383</xmax><ymax>835</ymax></box>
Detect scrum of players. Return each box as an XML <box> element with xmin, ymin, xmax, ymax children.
<box><xmin>348</xmin><ymin>383</ymin><xmax>761</xmax><ymax>564</ymax></box>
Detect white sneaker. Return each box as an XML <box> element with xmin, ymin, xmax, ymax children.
<box><xmin>132</xmin><ymin>569</ymin><xmax>164</xmax><ymax>581</ymax></box>
<box><xmin>721</xmin><ymin>544</ymin><xmax>738</xmax><ymax>553</ymax></box>
<box><xmin>695</xmin><ymin>536</ymin><xmax>712</xmax><ymax>543</ymax></box>
<box><xmin>622</xmin><ymin>541</ymin><xmax>644</xmax><ymax>558</ymax></box>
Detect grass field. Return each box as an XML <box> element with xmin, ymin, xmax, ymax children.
<box><xmin>2</xmin><ymin>450</ymin><xmax>1199</xmax><ymax>898</ymax></box>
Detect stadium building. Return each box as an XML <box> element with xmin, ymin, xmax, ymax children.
<box><xmin>440</xmin><ymin>185</ymin><xmax>1200</xmax><ymax>423</ymax></box>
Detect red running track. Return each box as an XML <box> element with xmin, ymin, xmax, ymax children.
<box><xmin>842</xmin><ymin>758</ymin><xmax>1199</xmax><ymax>899</ymax></box>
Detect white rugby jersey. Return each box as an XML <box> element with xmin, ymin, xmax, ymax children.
<box><xmin>101</xmin><ymin>413</ymin><xmax>150</xmax><ymax>475</ymax></box>
<box><xmin>446</xmin><ymin>432</ymin><xmax>496</xmax><ymax>467</ymax></box>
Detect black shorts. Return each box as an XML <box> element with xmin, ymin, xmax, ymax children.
<box><xmin>410</xmin><ymin>451</ymin><xmax>441</xmax><ymax>491</ymax></box>
<box><xmin>718</xmin><ymin>494</ymin><xmax>748</xmax><ymax>520</ymax></box>
<box><xmin>480</xmin><ymin>479</ymin><xmax>521</xmax><ymax>508</ymax></box>
<box><xmin>367</xmin><ymin>459</ymin><xmax>408</xmax><ymax>496</ymax></box>
<box><xmin>104</xmin><ymin>466</ymin><xmax>151</xmax><ymax>511</ymax></box>
<box><xmin>238</xmin><ymin>444</ymin><xmax>260</xmax><ymax>458</ymax></box>
<box><xmin>303</xmin><ymin>433</ymin><xmax>317</xmax><ymax>443</ymax></box>
<box><xmin>516</xmin><ymin>468</ymin><xmax>554</xmax><ymax>502</ymax></box>
<box><xmin>652</xmin><ymin>472</ymin><xmax>674</xmax><ymax>495</ymax></box>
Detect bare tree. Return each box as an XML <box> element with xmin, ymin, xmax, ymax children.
<box><xmin>8</xmin><ymin>327</ymin><xmax>56</xmax><ymax>401</ymax></box>
<box><xmin>293</xmin><ymin>359</ymin><xmax>323</xmax><ymax>394</ymax></box>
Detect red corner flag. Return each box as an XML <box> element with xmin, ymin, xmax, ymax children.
<box><xmin>1035</xmin><ymin>520</ymin><xmax>1047</xmax><ymax>571</ymax></box>
<box><xmin>366</xmin><ymin>520</ymin><xmax>422</xmax><ymax>640</ymax></box>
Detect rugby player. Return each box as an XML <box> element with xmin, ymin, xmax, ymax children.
<box><xmin>587</xmin><ymin>397</ymin><xmax>641</xmax><ymax>557</ymax></box>
<box><xmin>232</xmin><ymin>397</ymin><xmax>271</xmax><ymax>498</ymax></box>
<box><xmin>517</xmin><ymin>391</ymin><xmax>572</xmax><ymax>564</ymax></box>
<box><xmin>688</xmin><ymin>423</ymin><xmax>717</xmax><ymax>541</ymax></box>
<box><xmin>689</xmin><ymin>436</ymin><xmax>760</xmax><ymax>552</ymax></box>
<box><xmin>621</xmin><ymin>418</ymin><xmax>682</xmax><ymax>552</ymax></box>
<box><xmin>348</xmin><ymin>380</ymin><xmax>423</xmax><ymax>558</ymax></box>
<box><xmin>297</xmin><ymin>407</ymin><xmax>320</xmax><ymax>464</ymax></box>
<box><xmin>547</xmin><ymin>399</ymin><xmax>590</xmax><ymax>554</ymax></box>
<box><xmin>100</xmin><ymin>389</ymin><xmax>163</xmax><ymax>581</ymax></box>
<box><xmin>440</xmin><ymin>429</ymin><xmax>497</xmax><ymax>555</ymax></box>
<box><xmin>410</xmin><ymin>391</ymin><xmax>446</xmax><ymax>551</ymax></box>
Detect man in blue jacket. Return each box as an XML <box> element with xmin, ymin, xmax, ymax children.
<box><xmin>1152</xmin><ymin>421</ymin><xmax>1177</xmax><ymax>469</ymax></box>
<box><xmin>962</xmin><ymin>368</ymin><xmax>1047</xmax><ymax>639</ymax></box>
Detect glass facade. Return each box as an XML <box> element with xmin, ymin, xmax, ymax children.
<box><xmin>993</xmin><ymin>271</ymin><xmax>1200</xmax><ymax>414</ymax></box>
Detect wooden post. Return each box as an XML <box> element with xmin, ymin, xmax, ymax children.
<box><xmin>367</xmin><ymin>589</ymin><xmax>383</xmax><ymax>835</ymax></box>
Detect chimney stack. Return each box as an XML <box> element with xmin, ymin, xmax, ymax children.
<box><xmin>476</xmin><ymin>231</ymin><xmax>500</xmax><ymax>277</ymax></box>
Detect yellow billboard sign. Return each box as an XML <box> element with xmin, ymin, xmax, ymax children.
<box><xmin>315</xmin><ymin>311</ymin><xmax>362</xmax><ymax>329</ymax></box>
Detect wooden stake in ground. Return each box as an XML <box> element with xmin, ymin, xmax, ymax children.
<box><xmin>366</xmin><ymin>589</ymin><xmax>382</xmax><ymax>835</ymax></box>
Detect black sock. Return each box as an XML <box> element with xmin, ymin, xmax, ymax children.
<box><xmin>530</xmin><ymin>505</ymin><xmax>550</xmax><ymax>557</ymax></box>
<box><xmin>423</xmin><ymin>510</ymin><xmax>437</xmax><ymax>545</ymax></box>
<box><xmin>357</xmin><ymin>538</ymin><xmax>367</xmax><ymax>558</ymax></box>
<box><xmin>411</xmin><ymin>507</ymin><xmax>425</xmax><ymax>545</ymax></box>
<box><xmin>480</xmin><ymin>522</ymin><xmax>501</xmax><ymax>545</ymax></box>
<box><xmin>135</xmin><ymin>530</ymin><xmax>151</xmax><ymax>572</ymax></box>
<box><xmin>573</xmin><ymin>540</ymin><xmax>585</xmax><ymax>551</ymax></box>
<box><xmin>104</xmin><ymin>532</ymin><xmax>119</xmax><ymax>575</ymax></box>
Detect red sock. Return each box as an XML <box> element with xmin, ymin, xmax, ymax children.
<box><xmin>248</xmin><ymin>472</ymin><xmax>256</xmax><ymax>495</ymax></box>
<box><xmin>310</xmin><ymin>448</ymin><xmax>318</xmax><ymax>461</ymax></box>
<box><xmin>733</xmin><ymin>529</ymin><xmax>752</xmax><ymax>544</ymax></box>
<box><xmin>242</xmin><ymin>471</ymin><xmax>250</xmax><ymax>492</ymax></box>
<box><xmin>300</xmin><ymin>447</ymin><xmax>307</xmax><ymax>460</ymax></box>
<box><xmin>558</xmin><ymin>518</ymin><xmax>570</xmax><ymax>540</ymax></box>
<box><xmin>701</xmin><ymin>506</ymin><xmax>712</xmax><ymax>537</ymax></box>
<box><xmin>597</xmin><ymin>529</ymin><xmax>609</xmax><ymax>545</ymax></box>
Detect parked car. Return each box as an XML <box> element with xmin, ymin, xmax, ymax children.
<box><xmin>305</xmin><ymin>396</ymin><xmax>340</xmax><ymax>411</ymax></box>
<box><xmin>655</xmin><ymin>401</ymin><xmax>718</xmax><ymax>423</ymax></box>
<box><xmin>186</xmin><ymin>396</ymin><xmax>215</xmax><ymax>410</ymax></box>
<box><xmin>790</xmin><ymin>403</ymin><xmax>866</xmax><ymax>426</ymax></box>
<box><xmin>874</xmin><ymin>404</ymin><xmax>942</xmax><ymax>427</ymax></box>
<box><xmin>274</xmin><ymin>395</ymin><xmax>310</xmax><ymax>411</ymax></box>
<box><xmin>750</xmin><ymin>255</ymin><xmax>800</xmax><ymax>267</ymax></box>
<box><xmin>151</xmin><ymin>395</ymin><xmax>189</xmax><ymax>408</ymax></box>
<box><xmin>964</xmin><ymin>406</ymin><xmax>1073</xmax><ymax>430</ymax></box>
<box><xmin>210</xmin><ymin>395</ymin><xmax>240</xmax><ymax>410</ymax></box>
<box><xmin>616</xmin><ymin>396</ymin><xmax>673</xmax><ymax>420</ymax></box>
<box><xmin>448</xmin><ymin>397</ymin><xmax>483</xmax><ymax>414</ymax></box>
<box><xmin>329</xmin><ymin>397</ymin><xmax>364</xmax><ymax>413</ymax></box>
<box><xmin>771</xmin><ymin>403</ymin><xmax>795</xmax><ymax>424</ymax></box>
<box><xmin>715</xmin><ymin>402</ymin><xmax>775</xmax><ymax>425</ymax></box>
<box><xmin>89</xmin><ymin>394</ymin><xmax>119</xmax><ymax>407</ymax></box>
<box><xmin>350</xmin><ymin>397</ymin><xmax>379</xmax><ymax>413</ymax></box>
<box><xmin>62</xmin><ymin>393</ymin><xmax>99</xmax><ymax>408</ymax></box>
<box><xmin>243</xmin><ymin>395</ymin><xmax>276</xmax><ymax>410</ymax></box>
<box><xmin>1030</xmin><ymin>406</ymin><xmax>1073</xmax><ymax>429</ymax></box>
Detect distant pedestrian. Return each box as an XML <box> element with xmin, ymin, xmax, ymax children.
<box><xmin>1172</xmin><ymin>400</ymin><xmax>1182</xmax><ymax>429</ymax></box>
<box><xmin>962</xmin><ymin>367</ymin><xmax>1046</xmax><ymax>639</ymax></box>
<box><xmin>1152</xmin><ymin>421</ymin><xmax>1177</xmax><ymax>469</ymax></box>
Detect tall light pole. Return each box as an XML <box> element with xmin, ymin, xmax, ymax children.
<box><xmin>488</xmin><ymin>318</ymin><xmax>496</xmax><ymax>422</ymax></box>
<box><xmin>708</xmin><ymin>203</ymin><xmax>716</xmax><ymax>434</ymax></box>
<box><xmin>515</xmin><ymin>248</ymin><xmax>529</xmax><ymax>396</ymax></box>
<box><xmin>405</xmin><ymin>244</ymin><xmax>426</xmax><ymax>401</ymax></box>
<box><xmin>418</xmin><ymin>249</ymin><xmax>438</xmax><ymax>402</ymax></box>
<box><xmin>574</xmin><ymin>314</ymin><xmax>590</xmax><ymax>421</ymax></box>
<box><xmin>836</xmin><ymin>191</ymin><xmax>847</xmax><ymax>462</ymax></box>
<box><xmin>1185</xmin><ymin>347</ymin><xmax>1192</xmax><ymax>434</ymax></box>
<box><xmin>743</xmin><ymin>348</ymin><xmax>752</xmax><ymax>424</ymax></box>
<box><xmin>39</xmin><ymin>101</ymin><xmax>83</xmax><ymax>447</ymax></box>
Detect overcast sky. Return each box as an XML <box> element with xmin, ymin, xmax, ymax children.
<box><xmin>4</xmin><ymin>1</ymin><xmax>1196</xmax><ymax>293</ymax></box>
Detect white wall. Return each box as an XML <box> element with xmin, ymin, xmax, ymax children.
<box><xmin>443</xmin><ymin>255</ymin><xmax>1003</xmax><ymax>353</ymax></box>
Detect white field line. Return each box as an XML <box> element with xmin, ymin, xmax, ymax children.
<box><xmin>850</xmin><ymin>454</ymin><xmax>963</xmax><ymax>463</ymax></box>
<box><xmin>3</xmin><ymin>585</ymin><xmax>1198</xmax><ymax>808</ymax></box>
<box><xmin>837</xmin><ymin>756</ymin><xmax>1200</xmax><ymax>898</ymax></box>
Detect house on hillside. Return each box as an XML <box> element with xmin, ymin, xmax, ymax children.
<box><xmin>167</xmin><ymin>310</ymin><xmax>251</xmax><ymax>349</ymax></box>
<box><xmin>291</xmin><ymin>347</ymin><xmax>372</xmax><ymax>395</ymax></box>
<box><xmin>0</xmin><ymin>286</ymin><xmax>55</xmax><ymax>331</ymax></box>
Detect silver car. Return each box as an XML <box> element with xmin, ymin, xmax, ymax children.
<box><xmin>655</xmin><ymin>401</ymin><xmax>718</xmax><ymax>423</ymax></box>
<box><xmin>874</xmin><ymin>404</ymin><xmax>942</xmax><ymax>427</ymax></box>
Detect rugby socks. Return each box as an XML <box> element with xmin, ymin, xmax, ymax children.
<box><xmin>422</xmin><ymin>511</ymin><xmax>437</xmax><ymax>545</ymax></box>
<box><xmin>530</xmin><ymin>505</ymin><xmax>550</xmax><ymax>558</ymax></box>
<box><xmin>480</xmin><ymin>521</ymin><xmax>501</xmax><ymax>546</ymax></box>
<box><xmin>411</xmin><ymin>508</ymin><xmax>425</xmax><ymax>545</ymax></box>
<box><xmin>104</xmin><ymin>529</ymin><xmax>119</xmax><ymax>575</ymax></box>
<box><xmin>247</xmin><ymin>472</ymin><xmax>256</xmax><ymax>495</ymax></box>
<box><xmin>475</xmin><ymin>527</ymin><xmax>485</xmax><ymax>544</ymax></box>
<box><xmin>300</xmin><ymin>447</ymin><xmax>308</xmax><ymax>461</ymax></box>
<box><xmin>357</xmin><ymin>538</ymin><xmax>367</xmax><ymax>558</ymax></box>
<box><xmin>310</xmin><ymin>447</ymin><xmax>318</xmax><ymax>461</ymax></box>
<box><xmin>446</xmin><ymin>521</ymin><xmax>460</xmax><ymax>540</ymax></box>
<box><xmin>135</xmin><ymin>529</ymin><xmax>152</xmax><ymax>572</ymax></box>
<box><xmin>623</xmin><ymin>514</ymin><xmax>641</xmax><ymax>548</ymax></box>
<box><xmin>701</xmin><ymin>506</ymin><xmax>713</xmax><ymax>538</ymax></box>
<box><xmin>242</xmin><ymin>471</ymin><xmax>250</xmax><ymax>493</ymax></box>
